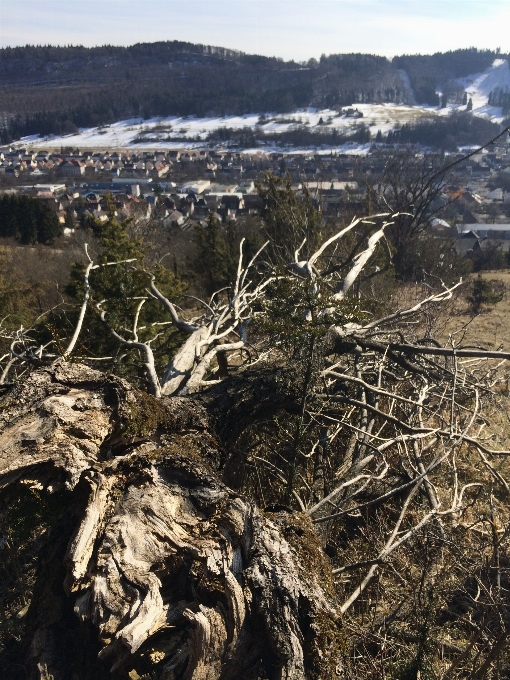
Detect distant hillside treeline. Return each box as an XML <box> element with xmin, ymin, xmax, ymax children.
<box><xmin>393</xmin><ymin>48</ymin><xmax>507</xmax><ymax>105</ymax></box>
<box><xmin>386</xmin><ymin>112</ymin><xmax>500</xmax><ymax>150</ymax></box>
<box><xmin>0</xmin><ymin>42</ymin><xmax>409</xmax><ymax>141</ymax></box>
<box><xmin>0</xmin><ymin>43</ymin><xmax>507</xmax><ymax>145</ymax></box>
<box><xmin>205</xmin><ymin>122</ymin><xmax>373</xmax><ymax>147</ymax></box>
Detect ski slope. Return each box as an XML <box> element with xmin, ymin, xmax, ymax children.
<box><xmin>457</xmin><ymin>58</ymin><xmax>510</xmax><ymax>122</ymax></box>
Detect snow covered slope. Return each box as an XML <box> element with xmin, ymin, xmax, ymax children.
<box><xmin>15</xmin><ymin>104</ymin><xmax>437</xmax><ymax>151</ymax></box>
<box><xmin>14</xmin><ymin>60</ymin><xmax>510</xmax><ymax>151</ymax></box>
<box><xmin>458</xmin><ymin>58</ymin><xmax>510</xmax><ymax>121</ymax></box>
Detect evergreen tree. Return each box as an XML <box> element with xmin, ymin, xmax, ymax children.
<box><xmin>466</xmin><ymin>97</ymin><xmax>473</xmax><ymax>111</ymax></box>
<box><xmin>47</xmin><ymin>215</ymin><xmax>185</xmax><ymax>388</ymax></box>
<box><xmin>467</xmin><ymin>275</ymin><xmax>504</xmax><ymax>315</ymax></box>
<box><xmin>191</xmin><ymin>212</ymin><xmax>231</xmax><ymax>296</ymax></box>
<box><xmin>64</xmin><ymin>210</ymin><xmax>74</xmax><ymax>231</ymax></box>
<box><xmin>257</xmin><ymin>173</ymin><xmax>323</xmax><ymax>264</ymax></box>
<box><xmin>365</xmin><ymin>186</ymin><xmax>372</xmax><ymax>216</ymax></box>
<box><xmin>0</xmin><ymin>195</ymin><xmax>62</xmax><ymax>245</ymax></box>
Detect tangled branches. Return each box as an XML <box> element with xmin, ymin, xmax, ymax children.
<box><xmin>3</xmin><ymin>204</ymin><xmax>510</xmax><ymax>677</ymax></box>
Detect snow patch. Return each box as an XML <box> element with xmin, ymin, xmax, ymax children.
<box><xmin>458</xmin><ymin>58</ymin><xmax>510</xmax><ymax>121</ymax></box>
<box><xmin>17</xmin><ymin>103</ymin><xmax>439</xmax><ymax>150</ymax></box>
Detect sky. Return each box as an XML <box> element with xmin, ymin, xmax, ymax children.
<box><xmin>1</xmin><ymin>0</ymin><xmax>510</xmax><ymax>61</ymax></box>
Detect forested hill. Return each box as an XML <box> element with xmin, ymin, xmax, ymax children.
<box><xmin>0</xmin><ymin>42</ymin><xmax>401</xmax><ymax>135</ymax></box>
<box><xmin>393</xmin><ymin>49</ymin><xmax>510</xmax><ymax>104</ymax></box>
<box><xmin>0</xmin><ymin>42</ymin><xmax>507</xmax><ymax>139</ymax></box>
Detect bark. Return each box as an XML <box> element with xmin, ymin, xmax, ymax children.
<box><xmin>0</xmin><ymin>361</ymin><xmax>340</xmax><ymax>680</ymax></box>
<box><xmin>161</xmin><ymin>327</ymin><xmax>209</xmax><ymax>396</ymax></box>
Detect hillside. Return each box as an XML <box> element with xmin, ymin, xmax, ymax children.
<box><xmin>1</xmin><ymin>43</ymin><xmax>509</xmax><ymax>149</ymax></box>
<box><xmin>393</xmin><ymin>49</ymin><xmax>503</xmax><ymax>102</ymax></box>
<box><xmin>0</xmin><ymin>43</ymin><xmax>404</xmax><ymax>140</ymax></box>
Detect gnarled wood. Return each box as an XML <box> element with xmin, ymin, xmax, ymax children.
<box><xmin>0</xmin><ymin>361</ymin><xmax>340</xmax><ymax>680</ymax></box>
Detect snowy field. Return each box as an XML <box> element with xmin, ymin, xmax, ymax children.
<box><xmin>15</xmin><ymin>104</ymin><xmax>440</xmax><ymax>152</ymax></box>
<box><xmin>14</xmin><ymin>59</ymin><xmax>510</xmax><ymax>154</ymax></box>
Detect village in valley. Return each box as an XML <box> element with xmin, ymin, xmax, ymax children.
<box><xmin>2</xmin><ymin>135</ymin><xmax>510</xmax><ymax>262</ymax></box>
<box><xmin>2</xmin><ymin>51</ymin><xmax>510</xmax><ymax>263</ymax></box>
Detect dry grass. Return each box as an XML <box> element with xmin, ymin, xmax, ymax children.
<box><xmin>381</xmin><ymin>273</ymin><xmax>510</xmax><ymax>456</ymax></box>
<box><xmin>443</xmin><ymin>269</ymin><xmax>510</xmax><ymax>453</ymax></box>
<box><xmin>445</xmin><ymin>270</ymin><xmax>510</xmax><ymax>352</ymax></box>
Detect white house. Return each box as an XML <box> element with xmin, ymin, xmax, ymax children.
<box><xmin>487</xmin><ymin>188</ymin><xmax>504</xmax><ymax>201</ymax></box>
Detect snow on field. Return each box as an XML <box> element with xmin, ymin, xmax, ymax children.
<box><xmin>17</xmin><ymin>104</ymin><xmax>437</xmax><ymax>151</ymax></box>
<box><xmin>240</xmin><ymin>142</ymin><xmax>373</xmax><ymax>156</ymax></box>
<box><xmin>14</xmin><ymin>59</ymin><xmax>510</xmax><ymax>152</ymax></box>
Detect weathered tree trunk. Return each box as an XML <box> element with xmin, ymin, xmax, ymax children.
<box><xmin>0</xmin><ymin>362</ymin><xmax>340</xmax><ymax>680</ymax></box>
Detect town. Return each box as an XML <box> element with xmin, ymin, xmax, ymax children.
<box><xmin>2</xmin><ymin>140</ymin><xmax>510</xmax><ymax>263</ymax></box>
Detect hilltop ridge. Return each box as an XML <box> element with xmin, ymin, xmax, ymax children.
<box><xmin>0</xmin><ymin>43</ymin><xmax>509</xmax><ymax>147</ymax></box>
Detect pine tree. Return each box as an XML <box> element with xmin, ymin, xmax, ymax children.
<box><xmin>0</xmin><ymin>195</ymin><xmax>62</xmax><ymax>244</ymax></box>
<box><xmin>192</xmin><ymin>211</ymin><xmax>230</xmax><ymax>296</ymax></box>
<box><xmin>64</xmin><ymin>210</ymin><xmax>74</xmax><ymax>231</ymax></box>
<box><xmin>257</xmin><ymin>173</ymin><xmax>323</xmax><ymax>264</ymax></box>
<box><xmin>467</xmin><ymin>275</ymin><xmax>504</xmax><ymax>315</ymax></box>
<box><xmin>46</xmin><ymin>215</ymin><xmax>185</xmax><ymax>387</ymax></box>
<box><xmin>365</xmin><ymin>186</ymin><xmax>372</xmax><ymax>216</ymax></box>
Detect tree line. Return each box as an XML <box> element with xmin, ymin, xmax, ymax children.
<box><xmin>0</xmin><ymin>194</ymin><xmax>62</xmax><ymax>244</ymax></box>
<box><xmin>385</xmin><ymin>111</ymin><xmax>500</xmax><ymax>150</ymax></box>
<box><xmin>206</xmin><ymin>122</ymin><xmax>372</xmax><ymax>147</ymax></box>
<box><xmin>2</xmin><ymin>43</ymin><xmax>507</xmax><ymax>140</ymax></box>
<box><xmin>488</xmin><ymin>88</ymin><xmax>510</xmax><ymax>114</ymax></box>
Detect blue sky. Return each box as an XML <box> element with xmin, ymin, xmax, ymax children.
<box><xmin>1</xmin><ymin>0</ymin><xmax>509</xmax><ymax>60</ymax></box>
